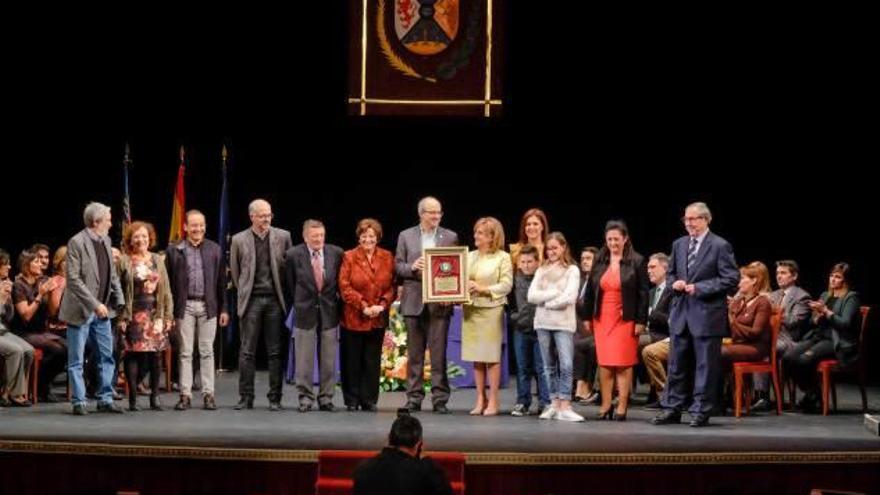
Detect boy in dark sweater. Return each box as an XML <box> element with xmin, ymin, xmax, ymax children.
<box><xmin>508</xmin><ymin>245</ymin><xmax>550</xmax><ymax>416</ymax></box>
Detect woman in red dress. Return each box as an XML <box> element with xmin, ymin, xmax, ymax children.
<box><xmin>582</xmin><ymin>220</ymin><xmax>649</xmax><ymax>420</ymax></box>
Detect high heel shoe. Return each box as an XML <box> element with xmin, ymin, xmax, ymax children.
<box><xmin>597</xmin><ymin>408</ymin><xmax>613</xmax><ymax>420</ymax></box>
<box><xmin>613</xmin><ymin>409</ymin><xmax>627</xmax><ymax>421</ymax></box>
<box><xmin>469</xmin><ymin>405</ymin><xmax>486</xmax><ymax>416</ymax></box>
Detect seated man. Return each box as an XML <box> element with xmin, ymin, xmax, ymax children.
<box><xmin>641</xmin><ymin>253</ymin><xmax>672</xmax><ymax>409</ymax></box>
<box><xmin>354</xmin><ymin>413</ymin><xmax>453</xmax><ymax>495</ymax></box>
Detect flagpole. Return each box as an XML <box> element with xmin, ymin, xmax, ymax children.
<box><xmin>216</xmin><ymin>144</ymin><xmax>232</xmax><ymax>373</ymax></box>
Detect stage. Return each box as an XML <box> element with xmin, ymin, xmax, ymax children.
<box><xmin>2</xmin><ymin>372</ymin><xmax>879</xmax><ymax>494</ymax></box>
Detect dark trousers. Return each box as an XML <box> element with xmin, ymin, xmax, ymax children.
<box><xmin>404</xmin><ymin>307</ymin><xmax>451</xmax><ymax>406</ymax></box>
<box><xmin>572</xmin><ymin>334</ymin><xmax>596</xmax><ymax>383</ymax></box>
<box><xmin>22</xmin><ymin>332</ymin><xmax>67</xmax><ymax>398</ymax></box>
<box><xmin>239</xmin><ymin>295</ymin><xmax>284</xmax><ymax>402</ymax></box>
<box><xmin>340</xmin><ymin>327</ymin><xmax>383</xmax><ymax>408</ymax></box>
<box><xmin>662</xmin><ymin>324</ymin><xmax>722</xmax><ymax>415</ymax></box>
<box><xmin>782</xmin><ymin>335</ymin><xmax>834</xmax><ymax>397</ymax></box>
<box><xmin>125</xmin><ymin>351</ymin><xmax>160</xmax><ymax>402</ymax></box>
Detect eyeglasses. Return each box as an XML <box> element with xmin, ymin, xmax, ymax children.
<box><xmin>423</xmin><ymin>210</ymin><xmax>443</xmax><ymax>215</ymax></box>
<box><xmin>682</xmin><ymin>216</ymin><xmax>706</xmax><ymax>224</ymax></box>
<box><xmin>254</xmin><ymin>213</ymin><xmax>274</xmax><ymax>219</ymax></box>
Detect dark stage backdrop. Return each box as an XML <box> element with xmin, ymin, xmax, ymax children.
<box><xmin>3</xmin><ymin>6</ymin><xmax>873</xmax><ymax>378</ymax></box>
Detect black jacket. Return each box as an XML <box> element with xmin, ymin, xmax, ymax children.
<box><xmin>646</xmin><ymin>285</ymin><xmax>672</xmax><ymax>341</ymax></box>
<box><xmin>508</xmin><ymin>271</ymin><xmax>536</xmax><ymax>332</ymax></box>
<box><xmin>164</xmin><ymin>239</ymin><xmax>228</xmax><ymax>320</ymax></box>
<box><xmin>582</xmin><ymin>251</ymin><xmax>649</xmax><ymax>325</ymax></box>
<box><xmin>283</xmin><ymin>243</ymin><xmax>344</xmax><ymax>330</ymax></box>
<box><xmin>354</xmin><ymin>447</ymin><xmax>453</xmax><ymax>495</ymax></box>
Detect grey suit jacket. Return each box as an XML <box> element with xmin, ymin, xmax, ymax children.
<box><xmin>283</xmin><ymin>243</ymin><xmax>344</xmax><ymax>330</ymax></box>
<box><xmin>58</xmin><ymin>229</ymin><xmax>124</xmax><ymax>326</ymax></box>
<box><xmin>769</xmin><ymin>285</ymin><xmax>811</xmax><ymax>341</ymax></box>
<box><xmin>229</xmin><ymin>227</ymin><xmax>292</xmax><ymax>317</ymax></box>
<box><xmin>394</xmin><ymin>225</ymin><xmax>459</xmax><ymax>317</ymax></box>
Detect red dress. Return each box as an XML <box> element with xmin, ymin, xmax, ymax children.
<box><xmin>593</xmin><ymin>265</ymin><xmax>638</xmax><ymax>366</ymax></box>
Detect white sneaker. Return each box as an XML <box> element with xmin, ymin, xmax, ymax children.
<box><xmin>555</xmin><ymin>409</ymin><xmax>585</xmax><ymax>422</ymax></box>
<box><xmin>538</xmin><ymin>405</ymin><xmax>557</xmax><ymax>420</ymax></box>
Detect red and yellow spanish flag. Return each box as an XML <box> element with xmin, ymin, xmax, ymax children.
<box><xmin>168</xmin><ymin>146</ymin><xmax>186</xmax><ymax>243</ymax></box>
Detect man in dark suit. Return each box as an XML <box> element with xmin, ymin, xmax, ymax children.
<box><xmin>229</xmin><ymin>199</ymin><xmax>292</xmax><ymax>411</ymax></box>
<box><xmin>395</xmin><ymin>196</ymin><xmax>458</xmax><ymax>414</ymax></box>
<box><xmin>641</xmin><ymin>252</ymin><xmax>673</xmax><ymax>408</ymax></box>
<box><xmin>165</xmin><ymin>210</ymin><xmax>228</xmax><ymax>411</ymax></box>
<box><xmin>353</xmin><ymin>413</ymin><xmax>453</xmax><ymax>495</ymax></box>
<box><xmin>284</xmin><ymin>219</ymin><xmax>344</xmax><ymax>412</ymax></box>
<box><xmin>652</xmin><ymin>202</ymin><xmax>739</xmax><ymax>427</ymax></box>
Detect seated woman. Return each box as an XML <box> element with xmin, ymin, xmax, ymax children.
<box><xmin>0</xmin><ymin>249</ymin><xmax>34</xmax><ymax>407</ymax></box>
<box><xmin>721</xmin><ymin>261</ymin><xmax>773</xmax><ymax>368</ymax></box>
<box><xmin>782</xmin><ymin>262</ymin><xmax>861</xmax><ymax>413</ymax></box>
<box><xmin>12</xmin><ymin>249</ymin><xmax>67</xmax><ymax>403</ymax></box>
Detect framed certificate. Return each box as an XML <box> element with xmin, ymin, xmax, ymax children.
<box><xmin>422</xmin><ymin>246</ymin><xmax>470</xmax><ymax>304</ymax></box>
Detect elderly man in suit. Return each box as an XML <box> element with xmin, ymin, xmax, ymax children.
<box><xmin>395</xmin><ymin>196</ymin><xmax>459</xmax><ymax>414</ymax></box>
<box><xmin>652</xmin><ymin>202</ymin><xmax>739</xmax><ymax>427</ymax></box>
<box><xmin>60</xmin><ymin>202</ymin><xmax>126</xmax><ymax>415</ymax></box>
<box><xmin>751</xmin><ymin>259</ymin><xmax>811</xmax><ymax>411</ymax></box>
<box><xmin>284</xmin><ymin>219</ymin><xmax>344</xmax><ymax>412</ymax></box>
<box><xmin>229</xmin><ymin>199</ymin><xmax>292</xmax><ymax>411</ymax></box>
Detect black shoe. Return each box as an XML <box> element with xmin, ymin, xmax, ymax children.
<box><xmin>72</xmin><ymin>403</ymin><xmax>88</xmax><ymax>415</ymax></box>
<box><xmin>650</xmin><ymin>410</ymin><xmax>681</xmax><ymax>425</ymax></box>
<box><xmin>319</xmin><ymin>403</ymin><xmax>335</xmax><ymax>412</ymax></box>
<box><xmin>10</xmin><ymin>398</ymin><xmax>32</xmax><ymax>407</ymax></box>
<box><xmin>234</xmin><ymin>397</ymin><xmax>254</xmax><ymax>410</ymax></box>
<box><xmin>149</xmin><ymin>396</ymin><xmax>164</xmax><ymax>411</ymax></box>
<box><xmin>361</xmin><ymin>403</ymin><xmax>377</xmax><ymax>412</ymax></box>
<box><xmin>298</xmin><ymin>403</ymin><xmax>312</xmax><ymax>413</ymax></box>
<box><xmin>174</xmin><ymin>396</ymin><xmax>191</xmax><ymax>411</ymax></box>
<box><xmin>403</xmin><ymin>401</ymin><xmax>422</xmax><ymax>412</ymax></box>
<box><xmin>613</xmin><ymin>409</ymin><xmax>627</xmax><ymax>421</ymax></box>
<box><xmin>689</xmin><ymin>414</ymin><xmax>711</xmax><ymax>427</ymax></box>
<box><xmin>97</xmin><ymin>402</ymin><xmax>125</xmax><ymax>414</ymax></box>
<box><xmin>129</xmin><ymin>401</ymin><xmax>141</xmax><ymax>411</ymax></box>
<box><xmin>0</xmin><ymin>397</ymin><xmax>10</xmax><ymax>407</ymax></box>
<box><xmin>203</xmin><ymin>394</ymin><xmax>217</xmax><ymax>411</ymax></box>
<box><xmin>433</xmin><ymin>403</ymin><xmax>450</xmax><ymax>414</ymax></box>
<box><xmin>268</xmin><ymin>401</ymin><xmax>283</xmax><ymax>412</ymax></box>
<box><xmin>597</xmin><ymin>409</ymin><xmax>613</xmax><ymax>420</ymax></box>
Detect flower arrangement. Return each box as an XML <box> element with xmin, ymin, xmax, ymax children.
<box><xmin>380</xmin><ymin>301</ymin><xmax>465</xmax><ymax>392</ymax></box>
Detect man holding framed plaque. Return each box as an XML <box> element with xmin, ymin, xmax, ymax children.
<box><xmin>395</xmin><ymin>196</ymin><xmax>459</xmax><ymax>414</ymax></box>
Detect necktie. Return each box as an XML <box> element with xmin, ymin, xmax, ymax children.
<box><xmin>312</xmin><ymin>250</ymin><xmax>324</xmax><ymax>292</ymax></box>
<box><xmin>651</xmin><ymin>286</ymin><xmax>663</xmax><ymax>311</ymax></box>
<box><xmin>686</xmin><ymin>237</ymin><xmax>698</xmax><ymax>274</ymax></box>
<box><xmin>779</xmin><ymin>289</ymin><xmax>787</xmax><ymax>309</ymax></box>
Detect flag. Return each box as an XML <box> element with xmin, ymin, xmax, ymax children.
<box><xmin>168</xmin><ymin>146</ymin><xmax>186</xmax><ymax>244</ymax></box>
<box><xmin>119</xmin><ymin>142</ymin><xmax>133</xmax><ymax>241</ymax></box>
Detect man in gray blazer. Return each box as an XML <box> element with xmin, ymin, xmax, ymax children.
<box><xmin>395</xmin><ymin>196</ymin><xmax>458</xmax><ymax>414</ymax></box>
<box><xmin>284</xmin><ymin>220</ymin><xmax>344</xmax><ymax>412</ymax></box>
<box><xmin>753</xmin><ymin>259</ymin><xmax>811</xmax><ymax>410</ymax></box>
<box><xmin>60</xmin><ymin>202</ymin><xmax>125</xmax><ymax>415</ymax></box>
<box><xmin>229</xmin><ymin>199</ymin><xmax>292</xmax><ymax>411</ymax></box>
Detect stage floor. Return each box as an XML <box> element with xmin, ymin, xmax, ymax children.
<box><xmin>2</xmin><ymin>372</ymin><xmax>878</xmax><ymax>464</ymax></box>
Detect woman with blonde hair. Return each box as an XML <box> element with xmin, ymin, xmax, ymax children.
<box><xmin>462</xmin><ymin>217</ymin><xmax>513</xmax><ymax>416</ymax></box>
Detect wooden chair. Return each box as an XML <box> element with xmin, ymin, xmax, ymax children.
<box><xmin>732</xmin><ymin>308</ymin><xmax>783</xmax><ymax>418</ymax></box>
<box><xmin>817</xmin><ymin>306</ymin><xmax>871</xmax><ymax>415</ymax></box>
<box><xmin>315</xmin><ymin>449</ymin><xmax>465</xmax><ymax>495</ymax></box>
<box><xmin>28</xmin><ymin>348</ymin><xmax>43</xmax><ymax>404</ymax></box>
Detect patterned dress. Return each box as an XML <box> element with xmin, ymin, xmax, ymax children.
<box><xmin>124</xmin><ymin>259</ymin><xmax>167</xmax><ymax>353</ymax></box>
